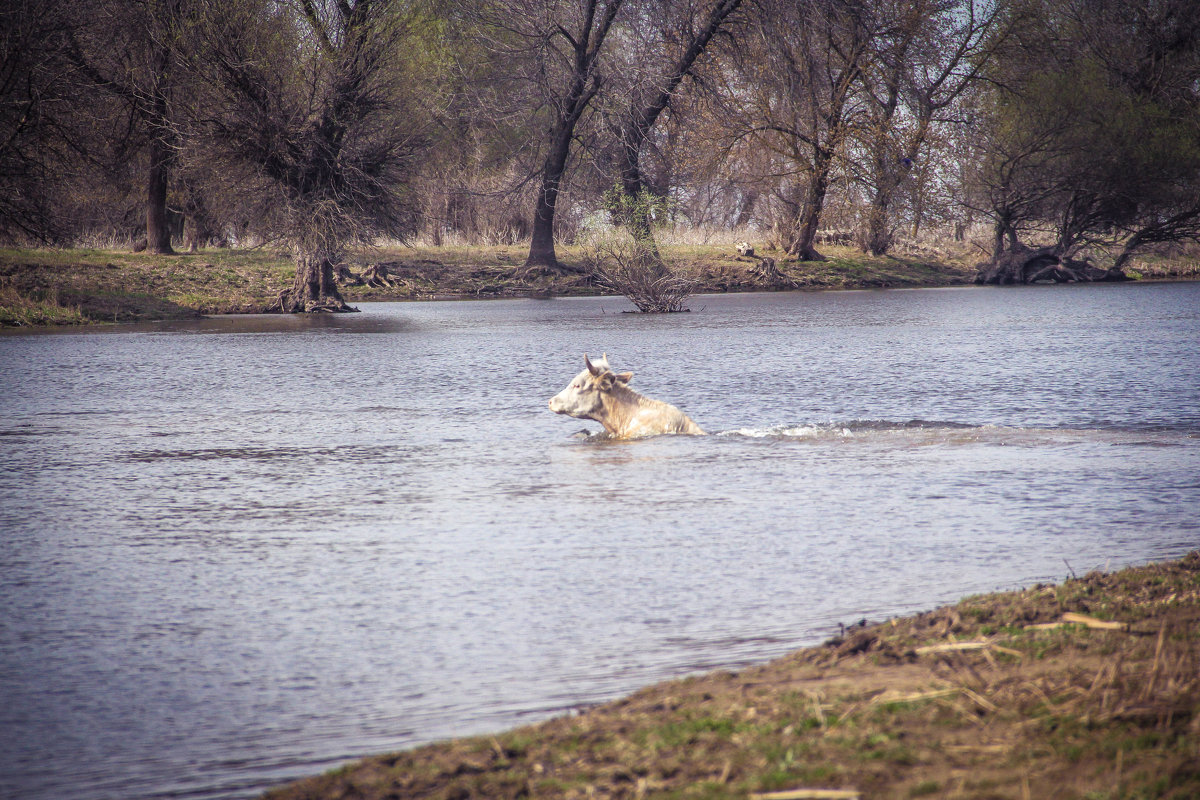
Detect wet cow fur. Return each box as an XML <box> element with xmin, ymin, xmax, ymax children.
<box><xmin>548</xmin><ymin>354</ymin><xmax>705</xmax><ymax>438</ymax></box>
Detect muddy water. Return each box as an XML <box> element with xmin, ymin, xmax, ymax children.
<box><xmin>2</xmin><ymin>283</ymin><xmax>1198</xmax><ymax>799</ymax></box>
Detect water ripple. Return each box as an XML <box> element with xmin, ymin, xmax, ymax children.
<box><xmin>1</xmin><ymin>285</ymin><xmax>1198</xmax><ymax>800</ymax></box>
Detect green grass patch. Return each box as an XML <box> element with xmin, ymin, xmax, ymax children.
<box><xmin>909</xmin><ymin>779</ymin><xmax>941</xmax><ymax>797</ymax></box>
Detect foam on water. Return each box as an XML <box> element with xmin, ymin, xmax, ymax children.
<box><xmin>715</xmin><ymin>419</ymin><xmax>1195</xmax><ymax>449</ymax></box>
<box><xmin>719</xmin><ymin>423</ymin><xmax>856</xmax><ymax>439</ymax></box>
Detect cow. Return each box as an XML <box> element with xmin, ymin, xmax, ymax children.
<box><xmin>548</xmin><ymin>354</ymin><xmax>706</xmax><ymax>438</ymax></box>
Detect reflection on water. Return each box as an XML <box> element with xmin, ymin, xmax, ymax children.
<box><xmin>1</xmin><ymin>284</ymin><xmax>1199</xmax><ymax>800</ymax></box>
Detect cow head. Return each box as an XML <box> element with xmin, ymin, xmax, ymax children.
<box><xmin>548</xmin><ymin>353</ymin><xmax>634</xmax><ymax>420</ymax></box>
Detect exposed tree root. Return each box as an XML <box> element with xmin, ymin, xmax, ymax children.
<box><xmin>975</xmin><ymin>245</ymin><xmax>1131</xmax><ymax>285</ymax></box>
<box><xmin>735</xmin><ymin>245</ymin><xmax>798</xmax><ymax>288</ymax></box>
<box><xmin>333</xmin><ymin>264</ymin><xmax>364</xmax><ymax>286</ymax></box>
<box><xmin>269</xmin><ymin>289</ymin><xmax>358</xmax><ymax>314</ymax></box>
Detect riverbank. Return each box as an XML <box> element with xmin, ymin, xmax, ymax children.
<box><xmin>1</xmin><ymin>242</ymin><xmax>982</xmax><ymax>326</ymax></box>
<box><xmin>265</xmin><ymin>553</ymin><xmax>1200</xmax><ymax>800</ymax></box>
<box><xmin>5</xmin><ymin>243</ymin><xmax>1197</xmax><ymax>327</ymax></box>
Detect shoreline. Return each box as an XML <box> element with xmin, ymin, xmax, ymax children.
<box><xmin>264</xmin><ymin>553</ymin><xmax>1200</xmax><ymax>800</ymax></box>
<box><xmin>0</xmin><ymin>244</ymin><xmax>975</xmax><ymax>326</ymax></box>
<box><xmin>6</xmin><ymin>243</ymin><xmax>1195</xmax><ymax>327</ymax></box>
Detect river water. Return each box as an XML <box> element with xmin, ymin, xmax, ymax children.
<box><xmin>2</xmin><ymin>283</ymin><xmax>1198</xmax><ymax>800</ymax></box>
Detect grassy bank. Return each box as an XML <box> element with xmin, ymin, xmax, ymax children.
<box><xmin>0</xmin><ymin>247</ymin><xmax>294</xmax><ymax>325</ymax></box>
<box><xmin>5</xmin><ymin>242</ymin><xmax>1197</xmax><ymax>328</ymax></box>
<box><xmin>0</xmin><ymin>243</ymin><xmax>984</xmax><ymax>326</ymax></box>
<box><xmin>265</xmin><ymin>553</ymin><xmax>1200</xmax><ymax>800</ymax></box>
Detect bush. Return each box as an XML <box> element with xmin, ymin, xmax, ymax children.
<box><xmin>580</xmin><ymin>214</ymin><xmax>695</xmax><ymax>313</ymax></box>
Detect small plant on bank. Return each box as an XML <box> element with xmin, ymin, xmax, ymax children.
<box><xmin>580</xmin><ymin>192</ymin><xmax>696</xmax><ymax>313</ymax></box>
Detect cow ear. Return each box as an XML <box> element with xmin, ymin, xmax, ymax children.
<box><xmin>615</xmin><ymin>371</ymin><xmax>633</xmax><ymax>384</ymax></box>
<box><xmin>597</xmin><ymin>372</ymin><xmax>615</xmax><ymax>390</ymax></box>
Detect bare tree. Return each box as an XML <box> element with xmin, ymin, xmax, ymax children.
<box><xmin>855</xmin><ymin>0</ymin><xmax>1008</xmax><ymax>255</ymax></box>
<box><xmin>190</xmin><ymin>0</ymin><xmax>428</xmax><ymax>312</ymax></box>
<box><xmin>719</xmin><ymin>0</ymin><xmax>872</xmax><ymax>261</ymax></box>
<box><xmin>472</xmin><ymin>0</ymin><xmax>625</xmax><ymax>272</ymax></box>
<box><xmin>63</xmin><ymin>0</ymin><xmax>193</xmax><ymax>254</ymax></box>
<box><xmin>604</xmin><ymin>0</ymin><xmax>744</xmax><ymax>252</ymax></box>
<box><xmin>0</xmin><ymin>0</ymin><xmax>81</xmax><ymax>243</ymax></box>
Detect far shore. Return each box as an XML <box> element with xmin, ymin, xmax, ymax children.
<box><xmin>264</xmin><ymin>552</ymin><xmax>1200</xmax><ymax>800</ymax></box>
<box><xmin>4</xmin><ymin>242</ymin><xmax>1197</xmax><ymax>327</ymax></box>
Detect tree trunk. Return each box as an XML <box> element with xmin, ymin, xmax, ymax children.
<box><xmin>526</xmin><ymin>176</ymin><xmax>562</xmax><ymax>269</ymax></box>
<box><xmin>146</xmin><ymin>138</ymin><xmax>175</xmax><ymax>255</ymax></box>
<box><xmin>616</xmin><ymin>139</ymin><xmax>664</xmax><ymax>266</ymax></box>
<box><xmin>863</xmin><ymin>154</ymin><xmax>916</xmax><ymax>256</ymax></box>
<box><xmin>185</xmin><ymin>217</ymin><xmax>211</xmax><ymax>253</ymax></box>
<box><xmin>864</xmin><ymin>194</ymin><xmax>892</xmax><ymax>256</ymax></box>
<box><xmin>1110</xmin><ymin>235</ymin><xmax>1143</xmax><ymax>273</ymax></box>
<box><xmin>734</xmin><ymin>189</ymin><xmax>759</xmax><ymax>228</ymax></box>
<box><xmin>183</xmin><ymin>185</ymin><xmax>214</xmax><ymax>252</ymax></box>
<box><xmin>1109</xmin><ymin>207</ymin><xmax>1200</xmax><ymax>271</ymax></box>
<box><xmin>991</xmin><ymin>213</ymin><xmax>1020</xmax><ymax>261</ymax></box>
<box><xmin>609</xmin><ymin>0</ymin><xmax>743</xmax><ymax>262</ymax></box>
<box><xmin>522</xmin><ymin>0</ymin><xmax>624</xmax><ymax>274</ymax></box>
<box><xmin>786</xmin><ymin>159</ymin><xmax>830</xmax><ymax>261</ymax></box>
<box><xmin>526</xmin><ymin>133</ymin><xmax>583</xmax><ymax>273</ymax></box>
<box><xmin>909</xmin><ymin>165</ymin><xmax>928</xmax><ymax>239</ymax></box>
<box><xmin>277</xmin><ymin>250</ymin><xmax>356</xmax><ymax>313</ymax></box>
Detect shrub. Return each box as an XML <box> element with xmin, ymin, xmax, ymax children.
<box><xmin>580</xmin><ymin>212</ymin><xmax>695</xmax><ymax>313</ymax></box>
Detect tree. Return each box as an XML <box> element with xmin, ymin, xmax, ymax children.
<box><xmin>0</xmin><ymin>0</ymin><xmax>79</xmax><ymax>243</ymax></box>
<box><xmin>410</xmin><ymin>9</ymin><xmax>533</xmax><ymax>247</ymax></box>
<box><xmin>62</xmin><ymin>0</ymin><xmax>194</xmax><ymax>254</ymax></box>
<box><xmin>969</xmin><ymin>0</ymin><xmax>1200</xmax><ymax>284</ymax></box>
<box><xmin>603</xmin><ymin>0</ymin><xmax>744</xmax><ymax>254</ymax></box>
<box><xmin>1070</xmin><ymin>0</ymin><xmax>1200</xmax><ymax>270</ymax></box>
<box><xmin>719</xmin><ymin>0</ymin><xmax>872</xmax><ymax>261</ymax></box>
<box><xmin>855</xmin><ymin>0</ymin><xmax>1008</xmax><ymax>255</ymax></box>
<box><xmin>190</xmin><ymin>0</ymin><xmax>429</xmax><ymax>312</ymax></box>
<box><xmin>470</xmin><ymin>0</ymin><xmax>625</xmax><ymax>271</ymax></box>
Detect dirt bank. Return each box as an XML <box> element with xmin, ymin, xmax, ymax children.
<box><xmin>264</xmin><ymin>553</ymin><xmax>1200</xmax><ymax>800</ymax></box>
<box><xmin>6</xmin><ymin>243</ymin><xmax>1196</xmax><ymax>327</ymax></box>
<box><xmin>0</xmin><ymin>244</ymin><xmax>980</xmax><ymax>326</ymax></box>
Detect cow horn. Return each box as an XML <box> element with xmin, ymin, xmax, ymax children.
<box><xmin>585</xmin><ymin>354</ymin><xmax>601</xmax><ymax>376</ymax></box>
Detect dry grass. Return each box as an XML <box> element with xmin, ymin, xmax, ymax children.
<box><xmin>1125</xmin><ymin>257</ymin><xmax>1200</xmax><ymax>280</ymax></box>
<box><xmin>0</xmin><ymin>284</ymin><xmax>88</xmax><ymax>326</ymax></box>
<box><xmin>265</xmin><ymin>553</ymin><xmax>1200</xmax><ymax>800</ymax></box>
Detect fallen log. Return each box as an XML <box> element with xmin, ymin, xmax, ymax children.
<box><xmin>1026</xmin><ymin>612</ymin><xmax>1130</xmax><ymax>632</ymax></box>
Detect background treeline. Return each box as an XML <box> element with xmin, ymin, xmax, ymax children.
<box><xmin>3</xmin><ymin>0</ymin><xmax>1199</xmax><ymax>307</ymax></box>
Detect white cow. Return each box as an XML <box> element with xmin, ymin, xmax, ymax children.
<box><xmin>548</xmin><ymin>354</ymin><xmax>706</xmax><ymax>438</ymax></box>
